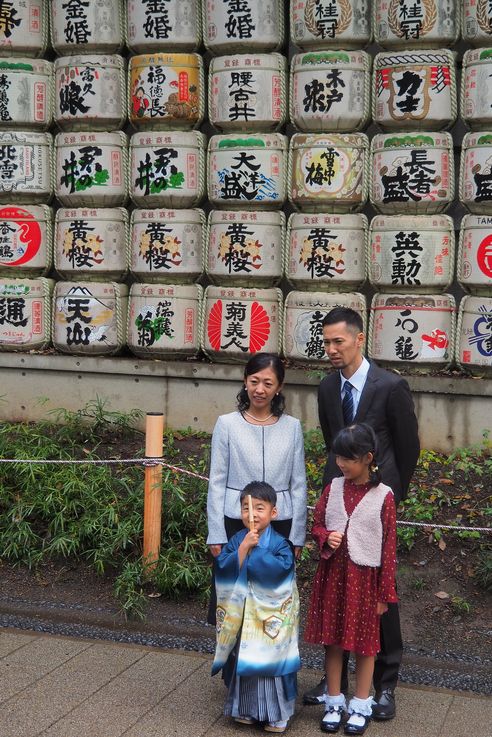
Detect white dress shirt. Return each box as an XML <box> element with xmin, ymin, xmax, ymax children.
<box><xmin>340</xmin><ymin>356</ymin><xmax>370</xmax><ymax>417</ymax></box>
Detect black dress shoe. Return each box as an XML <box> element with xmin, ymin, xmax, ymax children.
<box><xmin>344</xmin><ymin>714</ymin><xmax>370</xmax><ymax>735</ymax></box>
<box><xmin>303</xmin><ymin>676</ymin><xmax>327</xmax><ymax>704</ymax></box>
<box><xmin>372</xmin><ymin>689</ymin><xmax>396</xmax><ymax>721</ymax></box>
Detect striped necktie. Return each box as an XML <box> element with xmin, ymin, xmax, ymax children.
<box><xmin>342</xmin><ymin>381</ymin><xmax>354</xmax><ymax>426</ymax></box>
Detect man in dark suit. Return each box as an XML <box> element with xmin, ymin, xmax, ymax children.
<box><xmin>304</xmin><ymin>307</ymin><xmax>420</xmax><ymax>722</ymax></box>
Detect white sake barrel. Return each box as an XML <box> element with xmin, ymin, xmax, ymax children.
<box><xmin>373</xmin><ymin>50</ymin><xmax>457</xmax><ymax>131</ymax></box>
<box><xmin>127</xmin><ymin>283</ymin><xmax>202</xmax><ymax>359</ymax></box>
<box><xmin>283</xmin><ymin>290</ymin><xmax>367</xmax><ymax>363</ymax></box>
<box><xmin>460</xmin><ymin>132</ymin><xmax>492</xmax><ymax>214</ymax></box>
<box><xmin>206</xmin><ymin>210</ymin><xmax>284</xmax><ymax>287</ymax></box>
<box><xmin>289</xmin><ymin>132</ymin><xmax>369</xmax><ymax>213</ymax></box>
<box><xmin>0</xmin><ymin>131</ymin><xmax>52</xmax><ymax>204</ymax></box>
<box><xmin>0</xmin><ymin>58</ymin><xmax>52</xmax><ymax>129</ymax></box>
<box><xmin>55</xmin><ymin>131</ymin><xmax>127</xmax><ymax>208</ymax></box>
<box><xmin>52</xmin><ymin>280</ymin><xmax>127</xmax><ymax>355</ymax></box>
<box><xmin>286</xmin><ymin>213</ymin><xmax>367</xmax><ymax>291</ymax></box>
<box><xmin>455</xmin><ymin>295</ymin><xmax>492</xmax><ymax>375</ymax></box>
<box><xmin>54</xmin><ymin>55</ymin><xmax>126</xmax><ymax>131</ymax></box>
<box><xmin>463</xmin><ymin>0</ymin><xmax>492</xmax><ymax>47</ymax></box>
<box><xmin>290</xmin><ymin>0</ymin><xmax>371</xmax><ymax>50</ymax></box>
<box><xmin>369</xmin><ymin>292</ymin><xmax>455</xmax><ymax>370</ymax></box>
<box><xmin>54</xmin><ymin>207</ymin><xmax>128</xmax><ymax>281</ymax></box>
<box><xmin>50</xmin><ymin>0</ymin><xmax>124</xmax><ymax>54</ymax></box>
<box><xmin>457</xmin><ymin>215</ymin><xmax>492</xmax><ymax>295</ymax></box>
<box><xmin>462</xmin><ymin>49</ymin><xmax>492</xmax><ymax>130</ymax></box>
<box><xmin>204</xmin><ymin>0</ymin><xmax>284</xmax><ymax>54</ymax></box>
<box><xmin>0</xmin><ymin>0</ymin><xmax>47</xmax><ymax>57</ymax></box>
<box><xmin>202</xmin><ymin>285</ymin><xmax>282</xmax><ymax>362</ymax></box>
<box><xmin>374</xmin><ymin>0</ymin><xmax>459</xmax><ymax>48</ymax></box>
<box><xmin>130</xmin><ymin>208</ymin><xmax>204</xmax><ymax>284</ymax></box>
<box><xmin>129</xmin><ymin>130</ymin><xmax>206</xmax><ymax>208</ymax></box>
<box><xmin>0</xmin><ymin>276</ymin><xmax>52</xmax><ymax>350</ymax></box>
<box><xmin>208</xmin><ymin>133</ymin><xmax>287</xmax><ymax>210</ymax></box>
<box><xmin>209</xmin><ymin>53</ymin><xmax>287</xmax><ymax>133</ymax></box>
<box><xmin>128</xmin><ymin>53</ymin><xmax>204</xmax><ymax>131</ymax></box>
<box><xmin>370</xmin><ymin>132</ymin><xmax>454</xmax><ymax>214</ymax></box>
<box><xmin>290</xmin><ymin>50</ymin><xmax>371</xmax><ymax>132</ymax></box>
<box><xmin>369</xmin><ymin>214</ymin><xmax>455</xmax><ymax>292</ymax></box>
<box><xmin>0</xmin><ymin>205</ymin><xmax>52</xmax><ymax>277</ymax></box>
<box><xmin>127</xmin><ymin>0</ymin><xmax>201</xmax><ymax>53</ymax></box>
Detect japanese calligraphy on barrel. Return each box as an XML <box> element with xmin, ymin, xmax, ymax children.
<box><xmin>369</xmin><ymin>215</ymin><xmax>455</xmax><ymax>292</ymax></box>
<box><xmin>0</xmin><ymin>0</ymin><xmax>47</xmax><ymax>57</ymax></box>
<box><xmin>289</xmin><ymin>132</ymin><xmax>369</xmax><ymax>213</ymax></box>
<box><xmin>0</xmin><ymin>131</ymin><xmax>52</xmax><ymax>204</ymax></box>
<box><xmin>0</xmin><ymin>205</ymin><xmax>52</xmax><ymax>278</ymax></box>
<box><xmin>462</xmin><ymin>0</ymin><xmax>492</xmax><ymax>47</ymax></box>
<box><xmin>0</xmin><ymin>276</ymin><xmax>53</xmax><ymax>350</ymax></box>
<box><xmin>457</xmin><ymin>215</ymin><xmax>492</xmax><ymax>295</ymax></box>
<box><xmin>206</xmin><ymin>210</ymin><xmax>284</xmax><ymax>287</ymax></box>
<box><xmin>127</xmin><ymin>282</ymin><xmax>202</xmax><ymax>359</ymax></box>
<box><xmin>130</xmin><ymin>208</ymin><xmax>204</xmax><ymax>284</ymax></box>
<box><xmin>374</xmin><ymin>0</ymin><xmax>459</xmax><ymax>48</ymax></box>
<box><xmin>455</xmin><ymin>295</ymin><xmax>492</xmax><ymax>375</ymax></box>
<box><xmin>204</xmin><ymin>0</ymin><xmax>284</xmax><ymax>54</ymax></box>
<box><xmin>286</xmin><ymin>213</ymin><xmax>367</xmax><ymax>291</ymax></box>
<box><xmin>290</xmin><ymin>0</ymin><xmax>371</xmax><ymax>50</ymax></box>
<box><xmin>50</xmin><ymin>0</ymin><xmax>124</xmax><ymax>54</ymax></box>
<box><xmin>127</xmin><ymin>0</ymin><xmax>201</xmax><ymax>53</ymax></box>
<box><xmin>369</xmin><ymin>292</ymin><xmax>455</xmax><ymax>369</ymax></box>
<box><xmin>202</xmin><ymin>285</ymin><xmax>282</xmax><ymax>362</ymax></box>
<box><xmin>290</xmin><ymin>50</ymin><xmax>371</xmax><ymax>132</ymax></box>
<box><xmin>460</xmin><ymin>132</ymin><xmax>492</xmax><ymax>214</ymax></box>
<box><xmin>0</xmin><ymin>58</ymin><xmax>52</xmax><ymax>129</ymax></box>
<box><xmin>283</xmin><ymin>290</ymin><xmax>366</xmax><ymax>363</ymax></box>
<box><xmin>462</xmin><ymin>49</ymin><xmax>492</xmax><ymax>130</ymax></box>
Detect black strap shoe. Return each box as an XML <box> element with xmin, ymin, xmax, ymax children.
<box><xmin>372</xmin><ymin>689</ymin><xmax>396</xmax><ymax>721</ymax></box>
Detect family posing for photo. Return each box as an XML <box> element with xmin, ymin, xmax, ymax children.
<box><xmin>206</xmin><ymin>307</ymin><xmax>420</xmax><ymax>735</ymax></box>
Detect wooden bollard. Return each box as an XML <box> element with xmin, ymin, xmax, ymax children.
<box><xmin>143</xmin><ymin>412</ymin><xmax>164</xmax><ymax>572</ymax></box>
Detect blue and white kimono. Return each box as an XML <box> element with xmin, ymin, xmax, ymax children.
<box><xmin>212</xmin><ymin>526</ymin><xmax>300</xmax><ymax>722</ymax></box>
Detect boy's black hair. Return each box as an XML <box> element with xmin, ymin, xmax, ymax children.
<box><xmin>240</xmin><ymin>480</ymin><xmax>277</xmax><ymax>506</ymax></box>
<box><xmin>332</xmin><ymin>423</ymin><xmax>382</xmax><ymax>486</ymax></box>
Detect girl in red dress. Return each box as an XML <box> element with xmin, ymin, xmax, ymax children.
<box><xmin>304</xmin><ymin>424</ymin><xmax>398</xmax><ymax>736</ymax></box>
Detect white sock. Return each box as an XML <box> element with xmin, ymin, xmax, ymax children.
<box><xmin>347</xmin><ymin>696</ymin><xmax>373</xmax><ymax>726</ymax></box>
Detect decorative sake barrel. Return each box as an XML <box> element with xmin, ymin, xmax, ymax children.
<box><xmin>0</xmin><ymin>205</ymin><xmax>52</xmax><ymax>277</ymax></box>
<box><xmin>129</xmin><ymin>130</ymin><xmax>206</xmax><ymax>208</ymax></box>
<box><xmin>0</xmin><ymin>58</ymin><xmax>52</xmax><ymax>129</ymax></box>
<box><xmin>209</xmin><ymin>54</ymin><xmax>287</xmax><ymax>133</ymax></box>
<box><xmin>55</xmin><ymin>131</ymin><xmax>127</xmax><ymax>208</ymax></box>
<box><xmin>457</xmin><ymin>215</ymin><xmax>492</xmax><ymax>295</ymax></box>
<box><xmin>290</xmin><ymin>0</ymin><xmax>371</xmax><ymax>50</ymax></box>
<box><xmin>460</xmin><ymin>132</ymin><xmax>492</xmax><ymax>214</ymax></box>
<box><xmin>374</xmin><ymin>0</ymin><xmax>459</xmax><ymax>48</ymax></box>
<box><xmin>455</xmin><ymin>295</ymin><xmax>492</xmax><ymax>375</ymax></box>
<box><xmin>54</xmin><ymin>55</ymin><xmax>126</xmax><ymax>131</ymax></box>
<box><xmin>0</xmin><ymin>0</ymin><xmax>48</xmax><ymax>57</ymax></box>
<box><xmin>290</xmin><ymin>50</ymin><xmax>370</xmax><ymax>133</ymax></box>
<box><xmin>369</xmin><ymin>215</ymin><xmax>455</xmax><ymax>292</ymax></box>
<box><xmin>0</xmin><ymin>131</ymin><xmax>52</xmax><ymax>204</ymax></box>
<box><xmin>54</xmin><ymin>207</ymin><xmax>128</xmax><ymax>281</ymax></box>
<box><xmin>206</xmin><ymin>210</ymin><xmax>284</xmax><ymax>287</ymax></box>
<box><xmin>127</xmin><ymin>283</ymin><xmax>202</xmax><ymax>359</ymax></box>
<box><xmin>0</xmin><ymin>276</ymin><xmax>53</xmax><ymax>350</ymax></box>
<box><xmin>128</xmin><ymin>53</ymin><xmax>204</xmax><ymax>131</ymax></box>
<box><xmin>369</xmin><ymin>292</ymin><xmax>455</xmax><ymax>370</ymax></box>
<box><xmin>370</xmin><ymin>132</ymin><xmax>454</xmax><ymax>214</ymax></box>
<box><xmin>373</xmin><ymin>50</ymin><xmax>457</xmax><ymax>131</ymax></box>
<box><xmin>50</xmin><ymin>0</ymin><xmax>124</xmax><ymax>54</ymax></box>
<box><xmin>286</xmin><ymin>213</ymin><xmax>367</xmax><ymax>291</ymax></box>
<box><xmin>283</xmin><ymin>290</ymin><xmax>367</xmax><ymax>363</ymax></box>
<box><xmin>208</xmin><ymin>133</ymin><xmax>288</xmax><ymax>210</ymax></box>
<box><xmin>202</xmin><ymin>285</ymin><xmax>282</xmax><ymax>362</ymax></box>
<box><xmin>52</xmin><ymin>280</ymin><xmax>127</xmax><ymax>355</ymax></box>
<box><xmin>203</xmin><ymin>0</ymin><xmax>284</xmax><ymax>54</ymax></box>
<box><xmin>289</xmin><ymin>132</ymin><xmax>369</xmax><ymax>213</ymax></box>
<box><xmin>127</xmin><ymin>0</ymin><xmax>201</xmax><ymax>53</ymax></box>
<box><xmin>462</xmin><ymin>0</ymin><xmax>492</xmax><ymax>47</ymax></box>
<box><xmin>462</xmin><ymin>49</ymin><xmax>492</xmax><ymax>130</ymax></box>
<box><xmin>130</xmin><ymin>208</ymin><xmax>204</xmax><ymax>283</ymax></box>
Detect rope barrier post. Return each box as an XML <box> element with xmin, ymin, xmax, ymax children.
<box><xmin>143</xmin><ymin>412</ymin><xmax>164</xmax><ymax>574</ymax></box>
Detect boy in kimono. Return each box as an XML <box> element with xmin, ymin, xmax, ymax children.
<box><xmin>211</xmin><ymin>481</ymin><xmax>300</xmax><ymax>734</ymax></box>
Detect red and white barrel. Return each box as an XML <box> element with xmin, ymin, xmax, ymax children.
<box><xmin>286</xmin><ymin>213</ymin><xmax>367</xmax><ymax>291</ymax></box>
<box><xmin>0</xmin><ymin>58</ymin><xmax>52</xmax><ymax>129</ymax></box>
<box><xmin>0</xmin><ymin>0</ymin><xmax>48</xmax><ymax>57</ymax></box>
<box><xmin>455</xmin><ymin>295</ymin><xmax>492</xmax><ymax>375</ymax></box>
<box><xmin>369</xmin><ymin>292</ymin><xmax>455</xmax><ymax>370</ymax></box>
<box><xmin>52</xmin><ymin>280</ymin><xmax>128</xmax><ymax>356</ymax></box>
<box><xmin>374</xmin><ymin>0</ymin><xmax>459</xmax><ymax>48</ymax></box>
<box><xmin>0</xmin><ymin>205</ymin><xmax>52</xmax><ymax>277</ymax></box>
<box><xmin>457</xmin><ymin>215</ymin><xmax>492</xmax><ymax>295</ymax></box>
<box><xmin>130</xmin><ymin>208</ymin><xmax>205</xmax><ymax>284</ymax></box>
<box><xmin>283</xmin><ymin>290</ymin><xmax>367</xmax><ymax>363</ymax></box>
<box><xmin>202</xmin><ymin>285</ymin><xmax>282</xmax><ymax>362</ymax></box>
<box><xmin>0</xmin><ymin>131</ymin><xmax>52</xmax><ymax>204</ymax></box>
<box><xmin>460</xmin><ymin>132</ymin><xmax>492</xmax><ymax>214</ymax></box>
<box><xmin>127</xmin><ymin>283</ymin><xmax>202</xmax><ymax>359</ymax></box>
<box><xmin>50</xmin><ymin>0</ymin><xmax>124</xmax><ymax>54</ymax></box>
<box><xmin>204</xmin><ymin>0</ymin><xmax>284</xmax><ymax>54</ymax></box>
<box><xmin>290</xmin><ymin>0</ymin><xmax>371</xmax><ymax>50</ymax></box>
<box><xmin>127</xmin><ymin>0</ymin><xmax>201</xmax><ymax>53</ymax></box>
<box><xmin>0</xmin><ymin>276</ymin><xmax>53</xmax><ymax>350</ymax></box>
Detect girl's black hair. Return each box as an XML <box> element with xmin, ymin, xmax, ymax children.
<box><xmin>332</xmin><ymin>423</ymin><xmax>382</xmax><ymax>486</ymax></box>
<box><xmin>240</xmin><ymin>481</ymin><xmax>277</xmax><ymax>506</ymax></box>
<box><xmin>236</xmin><ymin>353</ymin><xmax>286</xmax><ymax>417</ymax></box>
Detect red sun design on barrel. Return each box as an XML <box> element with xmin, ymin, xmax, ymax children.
<box><xmin>0</xmin><ymin>207</ymin><xmax>42</xmax><ymax>267</ymax></box>
<box><xmin>207</xmin><ymin>299</ymin><xmax>271</xmax><ymax>352</ymax></box>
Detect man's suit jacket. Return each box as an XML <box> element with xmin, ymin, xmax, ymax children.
<box><xmin>318</xmin><ymin>361</ymin><xmax>420</xmax><ymax>504</ymax></box>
